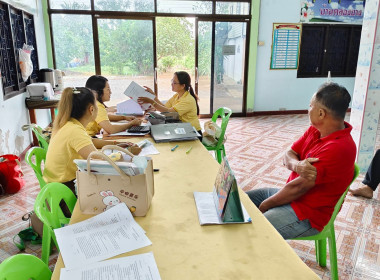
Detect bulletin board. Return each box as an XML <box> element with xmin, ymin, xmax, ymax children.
<box><xmin>270</xmin><ymin>23</ymin><xmax>302</xmax><ymax>70</ymax></box>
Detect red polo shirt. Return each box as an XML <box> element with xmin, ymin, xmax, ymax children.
<box><xmin>289</xmin><ymin>122</ymin><xmax>356</xmax><ymax>231</ymax></box>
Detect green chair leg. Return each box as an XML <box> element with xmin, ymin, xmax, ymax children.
<box><xmin>216</xmin><ymin>149</ymin><xmax>223</xmax><ymax>163</ymax></box>
<box><xmin>316</xmin><ymin>239</ymin><xmax>327</xmax><ymax>267</ymax></box>
<box><xmin>328</xmin><ymin>234</ymin><xmax>339</xmax><ymax>280</ymax></box>
<box><xmin>41</xmin><ymin>224</ymin><xmax>52</xmax><ymax>265</ymax></box>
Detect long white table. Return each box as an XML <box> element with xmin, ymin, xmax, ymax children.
<box><xmin>52</xmin><ymin>138</ymin><xmax>320</xmax><ymax>280</ymax></box>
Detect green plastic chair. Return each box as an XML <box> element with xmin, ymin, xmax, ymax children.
<box><xmin>292</xmin><ymin>163</ymin><xmax>360</xmax><ymax>280</ymax></box>
<box><xmin>34</xmin><ymin>182</ymin><xmax>77</xmax><ymax>264</ymax></box>
<box><xmin>203</xmin><ymin>107</ymin><xmax>232</xmax><ymax>163</ymax></box>
<box><xmin>31</xmin><ymin>125</ymin><xmax>49</xmax><ymax>151</ymax></box>
<box><xmin>0</xmin><ymin>253</ymin><xmax>52</xmax><ymax>280</ymax></box>
<box><xmin>25</xmin><ymin>147</ymin><xmax>47</xmax><ymax>189</ymax></box>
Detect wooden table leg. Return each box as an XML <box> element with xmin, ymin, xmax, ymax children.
<box><xmin>50</xmin><ymin>108</ymin><xmax>55</xmax><ymax>122</ymax></box>
<box><xmin>28</xmin><ymin>108</ymin><xmax>39</xmax><ymax>146</ymax></box>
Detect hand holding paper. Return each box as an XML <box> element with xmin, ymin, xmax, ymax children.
<box><xmin>124</xmin><ymin>81</ymin><xmax>156</xmax><ymax>110</ymax></box>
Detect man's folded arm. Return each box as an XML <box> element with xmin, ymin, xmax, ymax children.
<box><xmin>258</xmin><ymin>176</ymin><xmax>316</xmax><ymax>213</ymax></box>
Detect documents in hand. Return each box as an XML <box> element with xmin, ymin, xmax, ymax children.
<box><xmin>60</xmin><ymin>252</ymin><xmax>161</xmax><ymax>280</ymax></box>
<box><xmin>116</xmin><ymin>99</ymin><xmax>144</xmax><ymax>116</ymax></box>
<box><xmin>124</xmin><ymin>81</ymin><xmax>155</xmax><ymax>110</ymax></box>
<box><xmin>54</xmin><ymin>203</ymin><xmax>152</xmax><ymax>270</ymax></box>
<box><xmin>193</xmin><ymin>158</ymin><xmax>251</xmax><ymax>225</ymax></box>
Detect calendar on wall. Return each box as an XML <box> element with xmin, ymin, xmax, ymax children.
<box><xmin>270</xmin><ymin>23</ymin><xmax>302</xmax><ymax>70</ymax></box>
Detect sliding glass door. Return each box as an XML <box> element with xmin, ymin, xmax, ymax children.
<box><xmin>196</xmin><ymin>20</ymin><xmax>247</xmax><ymax>115</ymax></box>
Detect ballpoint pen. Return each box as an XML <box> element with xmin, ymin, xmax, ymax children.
<box><xmin>171</xmin><ymin>145</ymin><xmax>179</xmax><ymax>151</ymax></box>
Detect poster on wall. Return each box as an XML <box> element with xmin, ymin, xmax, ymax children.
<box><xmin>270</xmin><ymin>24</ymin><xmax>302</xmax><ymax>70</ymax></box>
<box><xmin>300</xmin><ymin>0</ymin><xmax>366</xmax><ymax>24</ymax></box>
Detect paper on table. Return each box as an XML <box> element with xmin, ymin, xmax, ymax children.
<box><xmin>60</xmin><ymin>252</ymin><xmax>161</xmax><ymax>280</ymax></box>
<box><xmin>116</xmin><ymin>99</ymin><xmax>144</xmax><ymax>116</ymax></box>
<box><xmin>193</xmin><ymin>191</ymin><xmax>251</xmax><ymax>225</ymax></box>
<box><xmin>54</xmin><ymin>203</ymin><xmax>151</xmax><ymax>269</ymax></box>
<box><xmin>137</xmin><ymin>139</ymin><xmax>160</xmax><ymax>156</ymax></box>
<box><xmin>124</xmin><ymin>81</ymin><xmax>155</xmax><ymax>110</ymax></box>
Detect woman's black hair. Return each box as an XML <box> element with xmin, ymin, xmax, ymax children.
<box><xmin>85</xmin><ymin>75</ymin><xmax>108</xmax><ymax>105</ymax></box>
<box><xmin>71</xmin><ymin>87</ymin><xmax>96</xmax><ymax>119</ymax></box>
<box><xmin>175</xmin><ymin>71</ymin><xmax>199</xmax><ymax>115</ymax></box>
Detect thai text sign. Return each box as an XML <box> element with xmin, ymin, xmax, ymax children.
<box><xmin>300</xmin><ymin>0</ymin><xmax>365</xmax><ymax>24</ymax></box>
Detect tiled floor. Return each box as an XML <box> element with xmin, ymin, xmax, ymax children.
<box><xmin>1</xmin><ymin>114</ymin><xmax>379</xmax><ymax>279</ymax></box>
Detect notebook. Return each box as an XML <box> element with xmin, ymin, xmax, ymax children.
<box><xmin>150</xmin><ymin>123</ymin><xmax>198</xmax><ymax>143</ymax></box>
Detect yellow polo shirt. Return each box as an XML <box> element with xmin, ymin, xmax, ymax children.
<box><xmin>86</xmin><ymin>101</ymin><xmax>109</xmax><ymax>136</ymax></box>
<box><xmin>165</xmin><ymin>91</ymin><xmax>201</xmax><ymax>131</ymax></box>
<box><xmin>43</xmin><ymin>118</ymin><xmax>94</xmax><ymax>183</ymax></box>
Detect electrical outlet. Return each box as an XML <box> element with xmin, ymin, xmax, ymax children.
<box><xmin>279</xmin><ymin>108</ymin><xmax>286</xmax><ymax>111</ymax></box>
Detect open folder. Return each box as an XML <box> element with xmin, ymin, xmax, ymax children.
<box><xmin>193</xmin><ymin>158</ymin><xmax>252</xmax><ymax>225</ymax></box>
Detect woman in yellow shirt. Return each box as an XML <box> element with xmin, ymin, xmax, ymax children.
<box><xmin>137</xmin><ymin>71</ymin><xmax>202</xmax><ymax>137</ymax></box>
<box><xmin>43</xmin><ymin>87</ymin><xmax>140</xmax><ymax>193</ymax></box>
<box><xmin>85</xmin><ymin>75</ymin><xmax>142</xmax><ymax>136</ymax></box>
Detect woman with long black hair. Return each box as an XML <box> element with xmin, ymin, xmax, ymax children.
<box><xmin>138</xmin><ymin>71</ymin><xmax>202</xmax><ymax>137</ymax></box>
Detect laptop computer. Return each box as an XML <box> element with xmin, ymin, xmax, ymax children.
<box><xmin>150</xmin><ymin>123</ymin><xmax>198</xmax><ymax>143</ymax></box>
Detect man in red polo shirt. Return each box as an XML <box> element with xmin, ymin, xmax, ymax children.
<box><xmin>246</xmin><ymin>83</ymin><xmax>356</xmax><ymax>239</ymax></box>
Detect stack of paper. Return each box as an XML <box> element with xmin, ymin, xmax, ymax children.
<box><xmin>54</xmin><ymin>203</ymin><xmax>155</xmax><ymax>270</ymax></box>
<box><xmin>116</xmin><ymin>99</ymin><xmax>144</xmax><ymax>116</ymax></box>
<box><xmin>60</xmin><ymin>252</ymin><xmax>161</xmax><ymax>280</ymax></box>
<box><xmin>74</xmin><ymin>159</ymin><xmax>142</xmax><ymax>176</ymax></box>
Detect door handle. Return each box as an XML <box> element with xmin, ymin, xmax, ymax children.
<box><xmin>195</xmin><ymin>67</ymin><xmax>199</xmax><ymax>84</ymax></box>
<box><xmin>154</xmin><ymin>67</ymin><xmax>158</xmax><ymax>85</ymax></box>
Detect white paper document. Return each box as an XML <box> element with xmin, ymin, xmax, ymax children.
<box><xmin>193</xmin><ymin>192</ymin><xmax>251</xmax><ymax>225</ymax></box>
<box><xmin>124</xmin><ymin>81</ymin><xmax>155</xmax><ymax>110</ymax></box>
<box><xmin>116</xmin><ymin>99</ymin><xmax>144</xmax><ymax>115</ymax></box>
<box><xmin>60</xmin><ymin>252</ymin><xmax>161</xmax><ymax>280</ymax></box>
<box><xmin>137</xmin><ymin>139</ymin><xmax>160</xmax><ymax>156</ymax></box>
<box><xmin>54</xmin><ymin>203</ymin><xmax>152</xmax><ymax>269</ymax></box>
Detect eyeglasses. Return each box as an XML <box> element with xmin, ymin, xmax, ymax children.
<box><xmin>171</xmin><ymin>79</ymin><xmax>180</xmax><ymax>85</ymax></box>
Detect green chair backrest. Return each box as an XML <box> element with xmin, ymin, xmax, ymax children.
<box><xmin>25</xmin><ymin>147</ymin><xmax>47</xmax><ymax>189</ymax></box>
<box><xmin>321</xmin><ymin>163</ymin><xmax>360</xmax><ymax>233</ymax></box>
<box><xmin>0</xmin><ymin>253</ymin><xmax>52</xmax><ymax>280</ymax></box>
<box><xmin>211</xmin><ymin>107</ymin><xmax>232</xmax><ymax>149</ymax></box>
<box><xmin>31</xmin><ymin>125</ymin><xmax>49</xmax><ymax>151</ymax></box>
<box><xmin>34</xmin><ymin>182</ymin><xmax>77</xmax><ymax>234</ymax></box>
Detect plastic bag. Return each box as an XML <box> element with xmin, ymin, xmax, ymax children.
<box><xmin>202</xmin><ymin>120</ymin><xmax>226</xmax><ymax>147</ymax></box>
<box><xmin>19</xmin><ymin>43</ymin><xmax>34</xmax><ymax>82</ymax></box>
<box><xmin>0</xmin><ymin>154</ymin><xmax>25</xmax><ymax>194</ymax></box>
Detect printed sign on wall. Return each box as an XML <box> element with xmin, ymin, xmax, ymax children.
<box><xmin>270</xmin><ymin>24</ymin><xmax>302</xmax><ymax>70</ymax></box>
<box><xmin>300</xmin><ymin>0</ymin><xmax>365</xmax><ymax>24</ymax></box>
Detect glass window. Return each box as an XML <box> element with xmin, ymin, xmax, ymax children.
<box><xmin>157</xmin><ymin>0</ymin><xmax>212</xmax><ymax>14</ymax></box>
<box><xmin>51</xmin><ymin>14</ymin><xmax>95</xmax><ymax>88</ymax></box>
<box><xmin>97</xmin><ymin>19</ymin><xmax>154</xmax><ymax>105</ymax></box>
<box><xmin>216</xmin><ymin>2</ymin><xmax>249</xmax><ymax>15</ymax></box>
<box><xmin>49</xmin><ymin>0</ymin><xmax>91</xmax><ymax>10</ymax></box>
<box><xmin>94</xmin><ymin>0</ymin><xmax>154</xmax><ymax>12</ymax></box>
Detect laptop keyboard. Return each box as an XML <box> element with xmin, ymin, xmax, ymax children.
<box><xmin>128</xmin><ymin>126</ymin><xmax>150</xmax><ymax>133</ymax></box>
